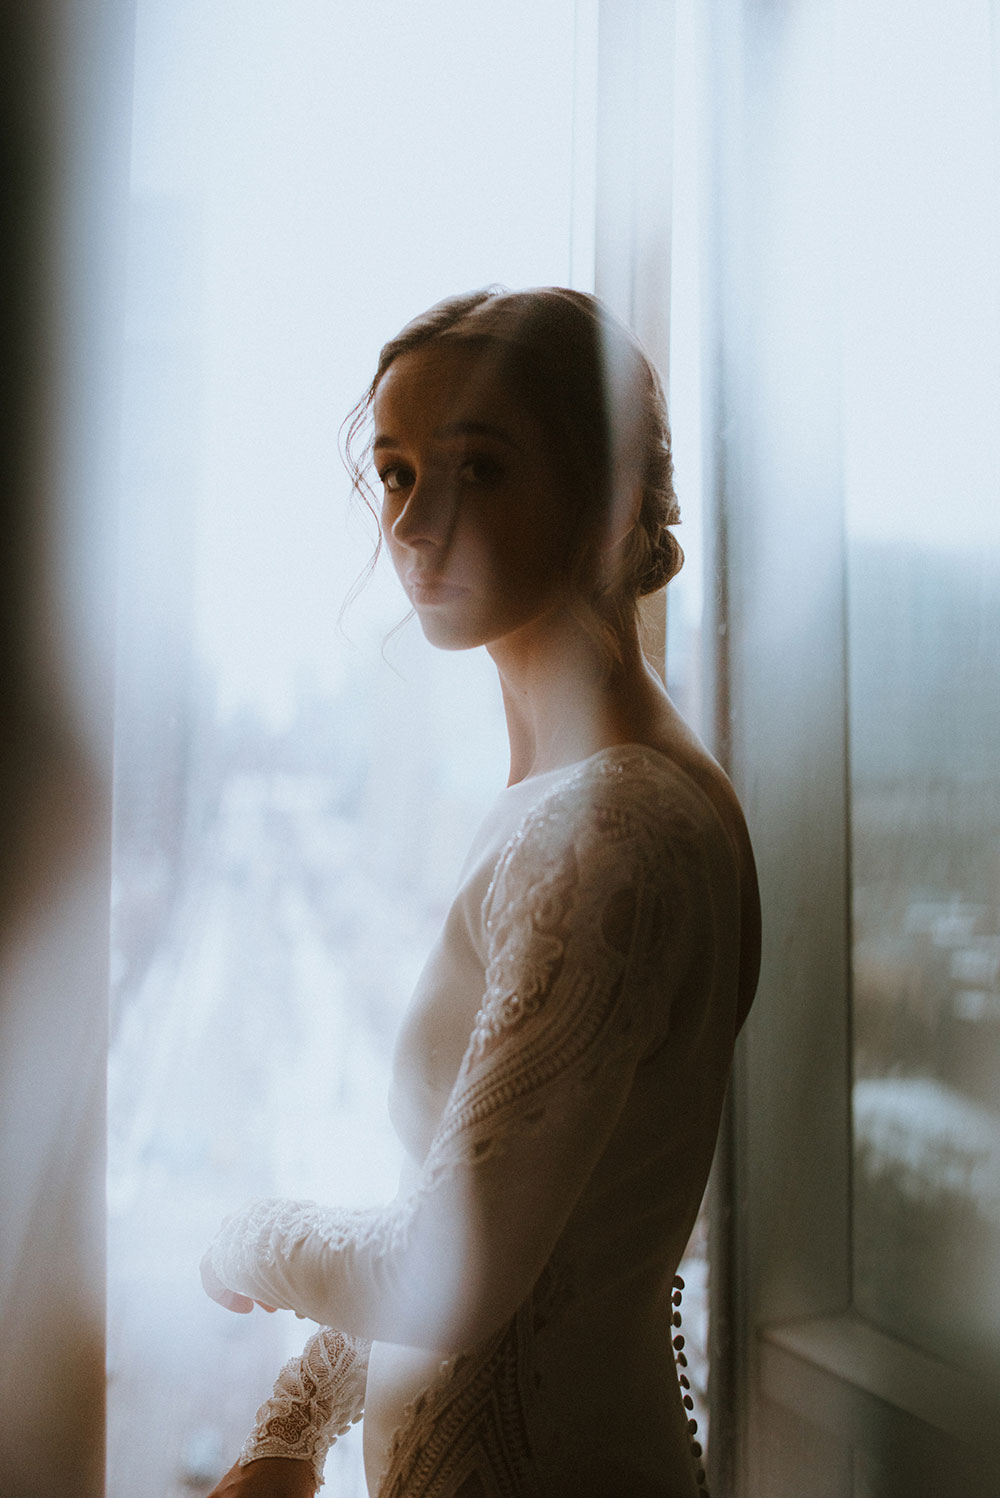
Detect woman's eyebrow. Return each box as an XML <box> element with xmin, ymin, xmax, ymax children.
<box><xmin>433</xmin><ymin>420</ymin><xmax>520</xmax><ymax>449</ymax></box>
<box><xmin>373</xmin><ymin>421</ymin><xmax>520</xmax><ymax>454</ymax></box>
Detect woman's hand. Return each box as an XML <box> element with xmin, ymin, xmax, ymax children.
<box><xmin>205</xmin><ymin>1456</ymin><xmax>318</xmax><ymax>1498</ymax></box>
<box><xmin>200</xmin><ymin>1247</ymin><xmax>278</xmax><ymax>1315</ymax></box>
<box><xmin>200</xmin><ymin>1250</ymin><xmax>256</xmax><ymax>1313</ymax></box>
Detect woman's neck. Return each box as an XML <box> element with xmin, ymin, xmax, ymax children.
<box><xmin>489</xmin><ymin>609</ymin><xmax>669</xmax><ymax>787</ymax></box>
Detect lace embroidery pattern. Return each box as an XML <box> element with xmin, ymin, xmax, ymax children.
<box><xmin>207</xmin><ymin>747</ymin><xmax>716</xmax><ymax>1493</ymax></box>
<box><xmin>240</xmin><ymin>1326</ymin><xmax>370</xmax><ymax>1489</ymax></box>
<box><xmin>426</xmin><ymin>749</ymin><xmax>699</xmax><ymax>1177</ymax></box>
<box><xmin>376</xmin><ymin>1300</ymin><xmax>543</xmax><ymax>1498</ymax></box>
<box><xmin>209</xmin><ymin>749</ymin><xmax>702</xmax><ymax>1313</ymax></box>
<box><xmin>210</xmin><ymin>1194</ymin><xmax>421</xmax><ymax>1308</ymax></box>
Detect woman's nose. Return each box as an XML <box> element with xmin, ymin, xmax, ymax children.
<box><xmin>389</xmin><ymin>473</ymin><xmax>455</xmax><ymax>550</ymax></box>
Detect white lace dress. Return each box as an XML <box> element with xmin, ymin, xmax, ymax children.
<box><xmin>203</xmin><ymin>746</ymin><xmax>751</xmax><ymax>1496</ymax></box>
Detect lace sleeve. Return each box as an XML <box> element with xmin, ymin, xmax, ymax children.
<box><xmin>237</xmin><ymin>1326</ymin><xmax>369</xmax><ymax>1489</ymax></box>
<box><xmin>204</xmin><ymin>753</ymin><xmax>702</xmax><ymax>1351</ymax></box>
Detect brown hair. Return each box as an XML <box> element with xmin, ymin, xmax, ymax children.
<box><xmin>341</xmin><ymin>286</ymin><xmax>682</xmax><ymax>658</ymax></box>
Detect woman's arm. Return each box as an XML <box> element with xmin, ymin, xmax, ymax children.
<box><xmin>200</xmin><ymin>1326</ymin><xmax>369</xmax><ymax>1495</ymax></box>
<box><xmin>203</xmin><ymin>758</ymin><xmax>702</xmax><ymax>1351</ymax></box>
<box><xmin>240</xmin><ymin>1326</ymin><xmax>368</xmax><ymax>1469</ymax></box>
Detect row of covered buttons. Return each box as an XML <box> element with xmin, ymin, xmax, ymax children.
<box><xmin>672</xmin><ymin>1274</ymin><xmax>709</xmax><ymax>1495</ymax></box>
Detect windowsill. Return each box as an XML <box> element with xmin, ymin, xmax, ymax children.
<box><xmin>759</xmin><ymin>1310</ymin><xmax>1000</xmax><ymax>1458</ymax></box>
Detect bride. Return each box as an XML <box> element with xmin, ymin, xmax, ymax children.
<box><xmin>201</xmin><ymin>286</ymin><xmax>760</xmax><ymax>1497</ymax></box>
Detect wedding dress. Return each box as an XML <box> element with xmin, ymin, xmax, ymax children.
<box><xmin>203</xmin><ymin>745</ymin><xmax>753</xmax><ymax>1495</ymax></box>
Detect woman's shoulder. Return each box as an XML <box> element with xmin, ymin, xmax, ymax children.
<box><xmin>482</xmin><ymin>739</ymin><xmax>760</xmax><ymax>1034</ymax></box>
<box><xmin>490</xmin><ymin>743</ymin><xmax>734</xmax><ymax>907</ymax></box>
<box><xmin>527</xmin><ymin>742</ymin><xmax>733</xmax><ymax>844</ymax></box>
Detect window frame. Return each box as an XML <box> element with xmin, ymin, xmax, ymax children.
<box><xmin>702</xmin><ymin>2</ymin><xmax>1000</xmax><ymax>1492</ymax></box>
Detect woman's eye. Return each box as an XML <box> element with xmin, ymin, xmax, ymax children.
<box><xmin>378</xmin><ymin>465</ymin><xmax>413</xmax><ymax>493</ymax></box>
<box><xmin>457</xmin><ymin>455</ymin><xmax>503</xmax><ymax>485</ymax></box>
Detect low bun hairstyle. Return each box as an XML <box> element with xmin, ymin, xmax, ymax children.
<box><xmin>342</xmin><ymin>286</ymin><xmax>682</xmax><ymax>659</ymax></box>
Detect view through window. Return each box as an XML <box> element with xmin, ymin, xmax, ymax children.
<box><xmin>106</xmin><ymin>5</ymin><xmax>708</xmax><ymax>1494</ymax></box>
<box><xmin>843</xmin><ymin>0</ymin><xmax>1000</xmax><ymax>1388</ymax></box>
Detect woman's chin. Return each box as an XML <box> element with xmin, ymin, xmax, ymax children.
<box><xmin>415</xmin><ymin>612</ymin><xmax>483</xmax><ymax>652</ymax></box>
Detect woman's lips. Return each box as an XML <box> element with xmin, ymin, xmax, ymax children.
<box><xmin>407</xmin><ymin>574</ymin><xmax>469</xmax><ymax>606</ymax></box>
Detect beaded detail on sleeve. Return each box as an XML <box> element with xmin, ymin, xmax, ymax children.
<box><xmin>239</xmin><ymin>1326</ymin><xmax>370</xmax><ymax>1489</ymax></box>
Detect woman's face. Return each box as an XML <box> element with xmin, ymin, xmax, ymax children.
<box><xmin>372</xmin><ymin>342</ymin><xmax>582</xmax><ymax>654</ymax></box>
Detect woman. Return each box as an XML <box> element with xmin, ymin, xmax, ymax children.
<box><xmin>201</xmin><ymin>287</ymin><xmax>760</xmax><ymax>1497</ymax></box>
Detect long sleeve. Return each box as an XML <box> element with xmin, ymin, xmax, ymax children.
<box><xmin>205</xmin><ymin>751</ymin><xmax>704</xmax><ymax>1354</ymax></box>
<box><xmin>237</xmin><ymin>1326</ymin><xmax>369</xmax><ymax>1489</ymax></box>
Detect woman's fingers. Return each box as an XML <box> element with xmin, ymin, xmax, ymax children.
<box><xmin>198</xmin><ymin>1248</ymin><xmax>279</xmax><ymax>1314</ymax></box>
<box><xmin>200</xmin><ymin>1251</ymin><xmax>254</xmax><ymax>1314</ymax></box>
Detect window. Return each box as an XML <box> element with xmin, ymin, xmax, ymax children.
<box><xmin>705</xmin><ymin>1</ymin><xmax>1000</xmax><ymax>1492</ymax></box>
<box><xmin>106</xmin><ymin>4</ymin><xmax>702</xmax><ymax>1495</ymax></box>
<box><xmin>843</xmin><ymin>0</ymin><xmax>1000</xmax><ymax>1386</ymax></box>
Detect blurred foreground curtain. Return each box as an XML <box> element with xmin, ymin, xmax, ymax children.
<box><xmin>0</xmin><ymin>5</ymin><xmax>133</xmax><ymax>1496</ymax></box>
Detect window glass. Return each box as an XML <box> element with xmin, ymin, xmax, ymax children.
<box><xmin>108</xmin><ymin>8</ymin><xmax>711</xmax><ymax>1493</ymax></box>
<box><xmin>108</xmin><ymin>4</ymin><xmax>576</xmax><ymax>1495</ymax></box>
<box><xmin>844</xmin><ymin>0</ymin><xmax>1000</xmax><ymax>1376</ymax></box>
